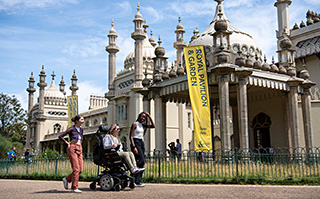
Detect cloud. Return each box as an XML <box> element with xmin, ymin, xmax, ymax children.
<box><xmin>76</xmin><ymin>81</ymin><xmax>107</xmax><ymax>113</ymax></box>
<box><xmin>168</xmin><ymin>0</ymin><xmax>214</xmax><ymax>17</ymax></box>
<box><xmin>0</xmin><ymin>0</ymin><xmax>79</xmax><ymax>11</ymax></box>
<box><xmin>62</xmin><ymin>37</ymin><xmax>106</xmax><ymax>58</ymax></box>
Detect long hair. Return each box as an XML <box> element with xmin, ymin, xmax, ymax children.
<box><xmin>107</xmin><ymin>123</ymin><xmax>118</xmax><ymax>135</ymax></box>
<box><xmin>136</xmin><ymin>112</ymin><xmax>148</xmax><ymax>135</ymax></box>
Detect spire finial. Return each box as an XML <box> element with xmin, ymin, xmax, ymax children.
<box><xmin>31</xmin><ymin>71</ymin><xmax>33</xmax><ymax>76</ymax></box>
<box><xmin>150</xmin><ymin>29</ymin><xmax>153</xmax><ymax>37</ymax></box>
<box><xmin>51</xmin><ymin>71</ymin><xmax>55</xmax><ymax>80</ymax></box>
<box><xmin>215</xmin><ymin>0</ymin><xmax>223</xmax><ymax>5</ymax></box>
<box><xmin>178</xmin><ymin>15</ymin><xmax>181</xmax><ymax>23</ymax></box>
<box><xmin>143</xmin><ymin>20</ymin><xmax>149</xmax><ymax>33</ymax></box>
<box><xmin>111</xmin><ymin>19</ymin><xmax>114</xmax><ymax>27</ymax></box>
<box><xmin>158</xmin><ymin>35</ymin><xmax>162</xmax><ymax>46</ymax></box>
<box><xmin>137</xmin><ymin>3</ymin><xmax>140</xmax><ymax>12</ymax></box>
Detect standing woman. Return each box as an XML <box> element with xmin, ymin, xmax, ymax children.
<box><xmin>59</xmin><ymin>115</ymin><xmax>84</xmax><ymax>193</ymax></box>
<box><xmin>129</xmin><ymin>111</ymin><xmax>155</xmax><ymax>187</ymax></box>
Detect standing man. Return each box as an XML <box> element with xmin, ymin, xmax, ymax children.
<box><xmin>176</xmin><ymin>139</ymin><xmax>182</xmax><ymax>160</ymax></box>
<box><xmin>7</xmin><ymin>147</ymin><xmax>16</xmax><ymax>160</ymax></box>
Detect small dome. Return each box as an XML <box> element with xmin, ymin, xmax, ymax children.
<box><xmin>135</xmin><ymin>4</ymin><xmax>143</xmax><ymax>19</ymax></box>
<box><xmin>280</xmin><ymin>38</ymin><xmax>292</xmax><ymax>49</ymax></box>
<box><xmin>176</xmin><ymin>16</ymin><xmax>184</xmax><ymax>30</ymax></box>
<box><xmin>155</xmin><ymin>46</ymin><xmax>165</xmax><ymax>57</ymax></box>
<box><xmin>300</xmin><ymin>69</ymin><xmax>310</xmax><ymax>80</ymax></box>
<box><xmin>279</xmin><ymin>65</ymin><xmax>287</xmax><ymax>74</ymax></box>
<box><xmin>169</xmin><ymin>67</ymin><xmax>177</xmax><ymax>78</ymax></box>
<box><xmin>214</xmin><ymin>20</ymin><xmax>228</xmax><ymax>32</ymax></box>
<box><xmin>44</xmin><ymin>80</ymin><xmax>66</xmax><ymax>100</ymax></box>
<box><xmin>142</xmin><ymin>77</ymin><xmax>151</xmax><ymax>87</ymax></box>
<box><xmin>177</xmin><ymin>65</ymin><xmax>184</xmax><ymax>76</ymax></box>
<box><xmin>293</xmin><ymin>23</ymin><xmax>299</xmax><ymax>30</ymax></box>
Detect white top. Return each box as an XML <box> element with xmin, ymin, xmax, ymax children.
<box><xmin>75</xmin><ymin>127</ymin><xmax>81</xmax><ymax>142</ymax></box>
<box><xmin>103</xmin><ymin>135</ymin><xmax>123</xmax><ymax>152</ymax></box>
<box><xmin>133</xmin><ymin>121</ymin><xmax>144</xmax><ymax>139</ymax></box>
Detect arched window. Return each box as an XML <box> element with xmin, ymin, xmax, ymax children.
<box><xmin>103</xmin><ymin>117</ymin><xmax>107</xmax><ymax>123</ymax></box>
<box><xmin>94</xmin><ymin>119</ymin><xmax>98</xmax><ymax>125</ymax></box>
<box><xmin>252</xmin><ymin>112</ymin><xmax>271</xmax><ymax>148</ymax></box>
<box><xmin>53</xmin><ymin>124</ymin><xmax>61</xmax><ymax>134</ymax></box>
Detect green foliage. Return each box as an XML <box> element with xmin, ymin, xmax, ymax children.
<box><xmin>0</xmin><ymin>134</ymin><xmax>12</xmax><ymax>158</ymax></box>
<box><xmin>41</xmin><ymin>148</ymin><xmax>59</xmax><ymax>159</ymax></box>
<box><xmin>0</xmin><ymin>93</ymin><xmax>27</xmax><ymax>145</ymax></box>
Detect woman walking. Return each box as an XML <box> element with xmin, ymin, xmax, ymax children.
<box><xmin>58</xmin><ymin>115</ymin><xmax>84</xmax><ymax>193</ymax></box>
<box><xmin>129</xmin><ymin>111</ymin><xmax>155</xmax><ymax>187</ymax></box>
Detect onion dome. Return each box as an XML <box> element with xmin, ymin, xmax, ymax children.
<box><xmin>135</xmin><ymin>3</ymin><xmax>143</xmax><ymax>19</ymax></box>
<box><xmin>287</xmin><ymin>67</ymin><xmax>296</xmax><ymax>77</ymax></box>
<box><xmin>176</xmin><ymin>63</ymin><xmax>184</xmax><ymax>76</ymax></box>
<box><xmin>176</xmin><ymin>16</ymin><xmax>184</xmax><ymax>30</ymax></box>
<box><xmin>293</xmin><ymin>23</ymin><xmax>299</xmax><ymax>30</ymax></box>
<box><xmin>162</xmin><ymin>71</ymin><xmax>170</xmax><ymax>80</ymax></box>
<box><xmin>155</xmin><ymin>35</ymin><xmax>165</xmax><ymax>57</ymax></box>
<box><xmin>214</xmin><ymin>19</ymin><xmax>228</xmax><ymax>32</ymax></box>
<box><xmin>280</xmin><ymin>38</ymin><xmax>292</xmax><ymax>49</ymax></box>
<box><xmin>278</xmin><ymin>64</ymin><xmax>287</xmax><ymax>74</ymax></box>
<box><xmin>142</xmin><ymin>69</ymin><xmax>151</xmax><ymax>87</ymax></box>
<box><xmin>169</xmin><ymin>63</ymin><xmax>177</xmax><ymax>78</ymax></box>
<box><xmin>253</xmin><ymin>54</ymin><xmax>262</xmax><ymax>69</ymax></box>
<box><xmin>153</xmin><ymin>72</ymin><xmax>162</xmax><ymax>83</ymax></box>
<box><xmin>149</xmin><ymin>29</ymin><xmax>157</xmax><ymax>47</ymax></box>
<box><xmin>307</xmin><ymin>18</ymin><xmax>314</xmax><ymax>26</ymax></box>
<box><xmin>262</xmin><ymin>55</ymin><xmax>270</xmax><ymax>71</ymax></box>
<box><xmin>190</xmin><ymin>0</ymin><xmax>262</xmax><ymax>64</ymax></box>
<box><xmin>270</xmin><ymin>57</ymin><xmax>279</xmax><ymax>73</ymax></box>
<box><xmin>300</xmin><ymin>21</ymin><xmax>306</xmax><ymax>28</ymax></box>
<box><xmin>300</xmin><ymin>69</ymin><xmax>310</xmax><ymax>80</ymax></box>
<box><xmin>44</xmin><ymin>72</ymin><xmax>66</xmax><ymax>105</ymax></box>
<box><xmin>124</xmin><ymin>34</ymin><xmax>155</xmax><ymax>70</ymax></box>
<box><xmin>109</xmin><ymin>20</ymin><xmax>116</xmax><ymax>34</ymax></box>
<box><xmin>245</xmin><ymin>55</ymin><xmax>253</xmax><ymax>68</ymax></box>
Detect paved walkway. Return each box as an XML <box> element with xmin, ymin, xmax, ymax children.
<box><xmin>0</xmin><ymin>179</ymin><xmax>319</xmax><ymax>199</ymax></box>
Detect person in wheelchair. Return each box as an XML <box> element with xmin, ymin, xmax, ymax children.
<box><xmin>103</xmin><ymin>123</ymin><xmax>145</xmax><ymax>175</ymax></box>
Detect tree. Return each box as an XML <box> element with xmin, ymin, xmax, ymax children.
<box><xmin>0</xmin><ymin>93</ymin><xmax>27</xmax><ymax>144</ymax></box>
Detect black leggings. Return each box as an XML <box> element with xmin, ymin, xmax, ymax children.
<box><xmin>132</xmin><ymin>138</ymin><xmax>145</xmax><ymax>183</ymax></box>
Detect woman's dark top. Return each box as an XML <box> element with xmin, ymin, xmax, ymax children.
<box><xmin>58</xmin><ymin>126</ymin><xmax>83</xmax><ymax>145</ymax></box>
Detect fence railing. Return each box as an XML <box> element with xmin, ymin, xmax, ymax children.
<box><xmin>1</xmin><ymin>147</ymin><xmax>320</xmax><ymax>182</ymax></box>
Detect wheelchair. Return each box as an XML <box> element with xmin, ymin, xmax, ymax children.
<box><xmin>90</xmin><ymin>125</ymin><xmax>135</xmax><ymax>191</ymax></box>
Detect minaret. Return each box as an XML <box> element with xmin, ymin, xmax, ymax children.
<box><xmin>70</xmin><ymin>69</ymin><xmax>78</xmax><ymax>96</ymax></box>
<box><xmin>131</xmin><ymin>3</ymin><xmax>146</xmax><ymax>89</ymax></box>
<box><xmin>106</xmin><ymin>20</ymin><xmax>119</xmax><ymax>97</ymax></box>
<box><xmin>274</xmin><ymin>0</ymin><xmax>292</xmax><ymax>47</ymax></box>
<box><xmin>59</xmin><ymin>76</ymin><xmax>66</xmax><ymax>95</ymax></box>
<box><xmin>36</xmin><ymin>65</ymin><xmax>47</xmax><ymax>154</ymax></box>
<box><xmin>174</xmin><ymin>16</ymin><xmax>187</xmax><ymax>68</ymax></box>
<box><xmin>27</xmin><ymin>72</ymin><xmax>36</xmax><ymax>113</ymax></box>
<box><xmin>26</xmin><ymin>72</ymin><xmax>36</xmax><ymax>149</ymax></box>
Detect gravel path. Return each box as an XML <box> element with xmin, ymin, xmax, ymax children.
<box><xmin>0</xmin><ymin>179</ymin><xmax>319</xmax><ymax>199</ymax></box>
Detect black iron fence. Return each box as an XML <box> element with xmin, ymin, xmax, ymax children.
<box><xmin>1</xmin><ymin>147</ymin><xmax>319</xmax><ymax>182</ymax></box>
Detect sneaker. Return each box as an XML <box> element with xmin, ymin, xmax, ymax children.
<box><xmin>71</xmin><ymin>189</ymin><xmax>82</xmax><ymax>193</ymax></box>
<box><xmin>135</xmin><ymin>183</ymin><xmax>145</xmax><ymax>187</ymax></box>
<box><xmin>62</xmin><ymin>177</ymin><xmax>68</xmax><ymax>190</ymax></box>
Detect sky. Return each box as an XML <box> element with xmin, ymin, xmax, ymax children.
<box><xmin>0</xmin><ymin>0</ymin><xmax>319</xmax><ymax>113</ymax></box>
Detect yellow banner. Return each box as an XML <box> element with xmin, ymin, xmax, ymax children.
<box><xmin>184</xmin><ymin>45</ymin><xmax>212</xmax><ymax>152</ymax></box>
<box><xmin>67</xmin><ymin>95</ymin><xmax>78</xmax><ymax>127</ymax></box>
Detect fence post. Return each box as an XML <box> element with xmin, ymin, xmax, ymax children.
<box><xmin>26</xmin><ymin>160</ymin><xmax>29</xmax><ymax>176</ymax></box>
<box><xmin>55</xmin><ymin>154</ymin><xmax>59</xmax><ymax>177</ymax></box>
<box><xmin>158</xmin><ymin>151</ymin><xmax>161</xmax><ymax>183</ymax></box>
<box><xmin>235</xmin><ymin>150</ymin><xmax>239</xmax><ymax>183</ymax></box>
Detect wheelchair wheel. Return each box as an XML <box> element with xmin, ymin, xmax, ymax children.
<box><xmin>120</xmin><ymin>180</ymin><xmax>128</xmax><ymax>190</ymax></box>
<box><xmin>114</xmin><ymin>184</ymin><xmax>121</xmax><ymax>191</ymax></box>
<box><xmin>129</xmin><ymin>182</ymin><xmax>135</xmax><ymax>189</ymax></box>
<box><xmin>90</xmin><ymin>182</ymin><xmax>96</xmax><ymax>190</ymax></box>
<box><xmin>99</xmin><ymin>174</ymin><xmax>114</xmax><ymax>191</ymax></box>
